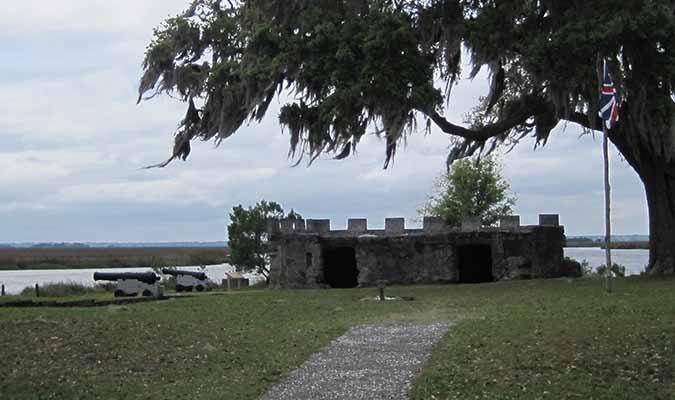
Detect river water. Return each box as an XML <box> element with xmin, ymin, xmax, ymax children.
<box><xmin>564</xmin><ymin>247</ymin><xmax>649</xmax><ymax>276</ymax></box>
<box><xmin>0</xmin><ymin>248</ymin><xmax>649</xmax><ymax>295</ymax></box>
<box><xmin>0</xmin><ymin>264</ymin><xmax>261</xmax><ymax>295</ymax></box>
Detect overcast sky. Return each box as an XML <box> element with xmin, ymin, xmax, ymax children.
<box><xmin>0</xmin><ymin>1</ymin><xmax>648</xmax><ymax>242</ymax></box>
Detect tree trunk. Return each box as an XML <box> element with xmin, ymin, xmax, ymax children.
<box><xmin>639</xmin><ymin>162</ymin><xmax>675</xmax><ymax>275</ymax></box>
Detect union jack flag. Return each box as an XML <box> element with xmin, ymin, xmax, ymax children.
<box><xmin>598</xmin><ymin>61</ymin><xmax>620</xmax><ymax>130</ymax></box>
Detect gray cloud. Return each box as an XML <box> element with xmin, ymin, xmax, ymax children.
<box><xmin>0</xmin><ymin>1</ymin><xmax>648</xmax><ymax>242</ymax></box>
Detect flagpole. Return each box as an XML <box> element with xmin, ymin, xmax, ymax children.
<box><xmin>598</xmin><ymin>57</ymin><xmax>614</xmax><ymax>294</ymax></box>
<box><xmin>603</xmin><ymin>123</ymin><xmax>613</xmax><ymax>293</ymax></box>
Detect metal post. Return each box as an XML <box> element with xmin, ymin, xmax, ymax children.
<box><xmin>1</xmin><ymin>284</ymin><xmax>5</xmax><ymax>296</ymax></box>
<box><xmin>603</xmin><ymin>126</ymin><xmax>613</xmax><ymax>293</ymax></box>
<box><xmin>35</xmin><ymin>283</ymin><xmax>40</xmax><ymax>298</ymax></box>
<box><xmin>597</xmin><ymin>57</ymin><xmax>613</xmax><ymax>294</ymax></box>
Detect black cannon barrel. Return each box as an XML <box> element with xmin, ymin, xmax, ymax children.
<box><xmin>161</xmin><ymin>269</ymin><xmax>208</xmax><ymax>281</ymax></box>
<box><xmin>93</xmin><ymin>272</ymin><xmax>160</xmax><ymax>285</ymax></box>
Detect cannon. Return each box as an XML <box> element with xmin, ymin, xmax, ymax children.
<box><xmin>161</xmin><ymin>268</ymin><xmax>210</xmax><ymax>292</ymax></box>
<box><xmin>93</xmin><ymin>272</ymin><xmax>161</xmax><ymax>297</ymax></box>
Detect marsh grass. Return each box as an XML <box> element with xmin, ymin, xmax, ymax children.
<box><xmin>0</xmin><ymin>247</ymin><xmax>229</xmax><ymax>270</ymax></box>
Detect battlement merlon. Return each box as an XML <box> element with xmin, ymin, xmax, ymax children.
<box><xmin>348</xmin><ymin>218</ymin><xmax>367</xmax><ymax>233</ymax></box>
<box><xmin>267</xmin><ymin>214</ymin><xmax>562</xmax><ymax>236</ymax></box>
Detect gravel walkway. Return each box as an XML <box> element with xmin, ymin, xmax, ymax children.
<box><xmin>260</xmin><ymin>322</ymin><xmax>452</xmax><ymax>400</ymax></box>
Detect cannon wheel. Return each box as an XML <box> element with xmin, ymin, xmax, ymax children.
<box><xmin>141</xmin><ymin>290</ymin><xmax>153</xmax><ymax>297</ymax></box>
<box><xmin>196</xmin><ymin>285</ymin><xmax>205</xmax><ymax>292</ymax></box>
<box><xmin>114</xmin><ymin>290</ymin><xmax>125</xmax><ymax>298</ymax></box>
<box><xmin>176</xmin><ymin>285</ymin><xmax>183</xmax><ymax>293</ymax></box>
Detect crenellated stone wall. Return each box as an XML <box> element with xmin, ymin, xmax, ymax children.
<box><xmin>268</xmin><ymin>215</ymin><xmax>575</xmax><ymax>288</ymax></box>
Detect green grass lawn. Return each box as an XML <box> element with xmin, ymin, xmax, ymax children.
<box><xmin>1</xmin><ymin>277</ymin><xmax>674</xmax><ymax>399</ymax></box>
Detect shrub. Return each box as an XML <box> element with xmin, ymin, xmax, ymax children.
<box><xmin>561</xmin><ymin>257</ymin><xmax>583</xmax><ymax>277</ymax></box>
<box><xmin>20</xmin><ymin>282</ymin><xmax>101</xmax><ymax>297</ymax></box>
<box><xmin>579</xmin><ymin>259</ymin><xmax>593</xmax><ymax>276</ymax></box>
<box><xmin>565</xmin><ymin>257</ymin><xmax>592</xmax><ymax>277</ymax></box>
<box><xmin>596</xmin><ymin>263</ymin><xmax>627</xmax><ymax>278</ymax></box>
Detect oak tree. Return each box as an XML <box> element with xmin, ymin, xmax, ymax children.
<box><xmin>140</xmin><ymin>0</ymin><xmax>675</xmax><ymax>274</ymax></box>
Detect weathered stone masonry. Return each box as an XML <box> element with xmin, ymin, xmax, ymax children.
<box><xmin>268</xmin><ymin>215</ymin><xmax>574</xmax><ymax>289</ymax></box>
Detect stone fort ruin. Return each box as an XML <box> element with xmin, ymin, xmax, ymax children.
<box><xmin>268</xmin><ymin>215</ymin><xmax>576</xmax><ymax>289</ymax></box>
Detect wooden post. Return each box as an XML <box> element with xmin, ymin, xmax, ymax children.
<box><xmin>377</xmin><ymin>280</ymin><xmax>386</xmax><ymax>301</ymax></box>
<box><xmin>237</xmin><ymin>278</ymin><xmax>241</xmax><ymax>290</ymax></box>
<box><xmin>1</xmin><ymin>284</ymin><xmax>5</xmax><ymax>296</ymax></box>
<box><xmin>35</xmin><ymin>283</ymin><xmax>40</xmax><ymax>298</ymax></box>
<box><xmin>227</xmin><ymin>277</ymin><xmax>231</xmax><ymax>291</ymax></box>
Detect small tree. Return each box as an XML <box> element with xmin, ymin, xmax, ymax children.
<box><xmin>420</xmin><ymin>156</ymin><xmax>515</xmax><ymax>226</ymax></box>
<box><xmin>227</xmin><ymin>201</ymin><xmax>301</xmax><ymax>284</ymax></box>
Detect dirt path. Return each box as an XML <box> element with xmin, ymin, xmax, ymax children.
<box><xmin>260</xmin><ymin>322</ymin><xmax>452</xmax><ymax>400</ymax></box>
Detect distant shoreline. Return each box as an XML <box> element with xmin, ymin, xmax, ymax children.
<box><xmin>0</xmin><ymin>246</ymin><xmax>229</xmax><ymax>271</ymax></box>
<box><xmin>566</xmin><ymin>240</ymin><xmax>649</xmax><ymax>250</ymax></box>
<box><xmin>0</xmin><ymin>241</ymin><xmax>227</xmax><ymax>249</ymax></box>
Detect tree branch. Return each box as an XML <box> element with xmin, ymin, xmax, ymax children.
<box><xmin>423</xmin><ymin>95</ymin><xmax>544</xmax><ymax>141</ymax></box>
<box><xmin>424</xmin><ymin>97</ymin><xmax>617</xmax><ymax>150</ymax></box>
<box><xmin>566</xmin><ymin>112</ymin><xmax>601</xmax><ymax>131</ymax></box>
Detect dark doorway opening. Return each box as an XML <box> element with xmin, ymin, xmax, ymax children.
<box><xmin>457</xmin><ymin>245</ymin><xmax>494</xmax><ymax>283</ymax></box>
<box><xmin>323</xmin><ymin>247</ymin><xmax>358</xmax><ymax>288</ymax></box>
